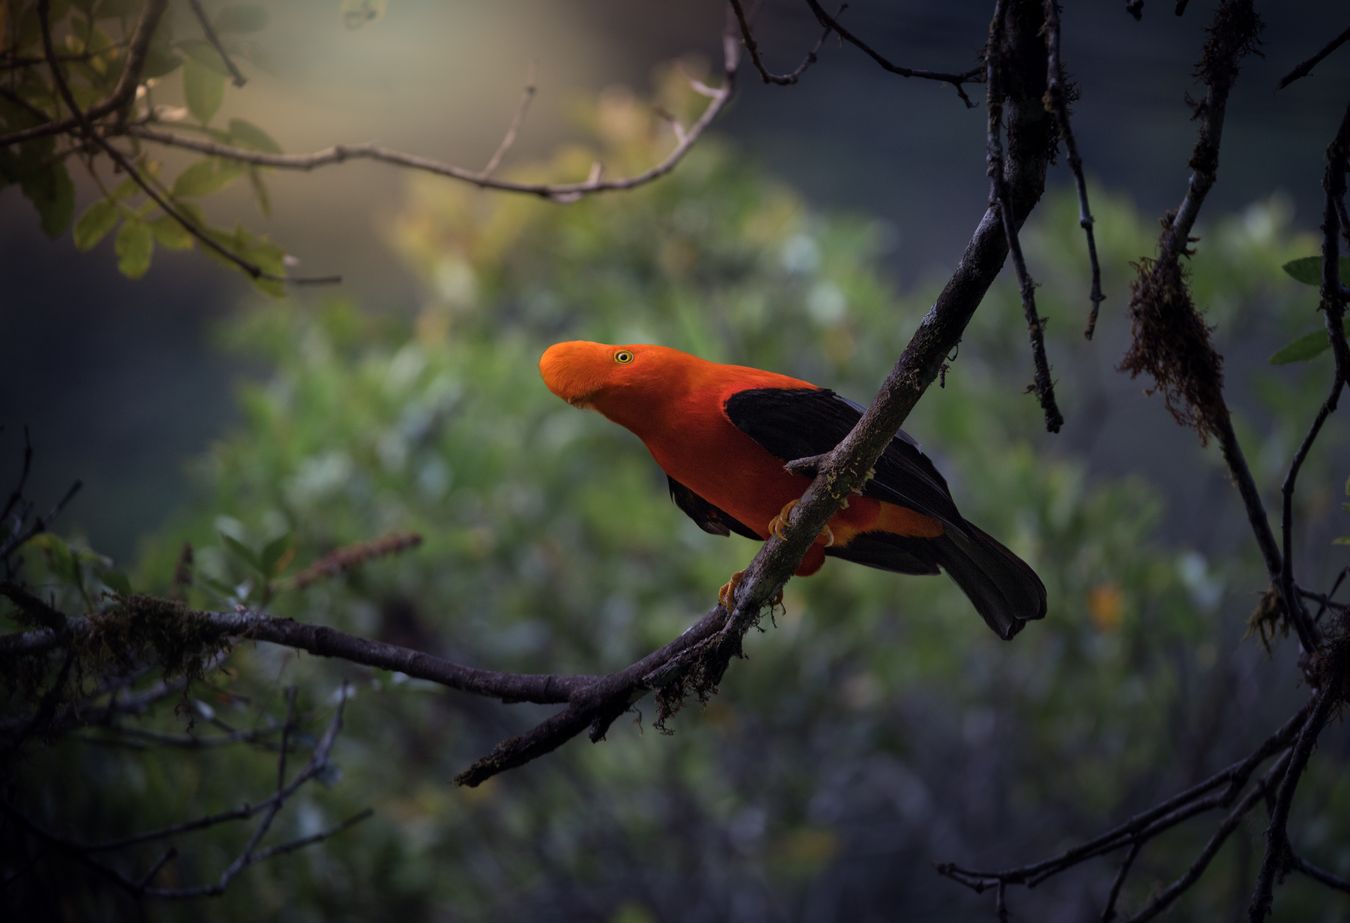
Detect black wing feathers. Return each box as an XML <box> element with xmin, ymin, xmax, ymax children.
<box><xmin>723</xmin><ymin>387</ymin><xmax>960</xmax><ymax>524</ymax></box>
<box><xmin>667</xmin><ymin>477</ymin><xmax>761</xmax><ymax>541</ymax></box>
<box><xmin>723</xmin><ymin>387</ymin><xmax>1047</xmax><ymax>640</ymax></box>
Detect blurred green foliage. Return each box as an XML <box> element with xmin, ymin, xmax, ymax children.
<box><xmin>9</xmin><ymin>78</ymin><xmax>1349</xmax><ymax>921</ymax></box>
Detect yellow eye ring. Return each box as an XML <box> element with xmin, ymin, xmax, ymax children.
<box><xmin>614</xmin><ymin>349</ymin><xmax>634</xmax><ymax>364</ymax></box>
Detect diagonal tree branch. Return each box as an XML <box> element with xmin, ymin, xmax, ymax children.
<box><xmin>1277</xmin><ymin>23</ymin><xmax>1350</xmax><ymax>90</ymax></box>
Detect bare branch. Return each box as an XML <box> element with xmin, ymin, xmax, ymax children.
<box><xmin>1101</xmin><ymin>839</ymin><xmax>1143</xmax><ymax>922</ymax></box>
<box><xmin>1289</xmin><ymin>853</ymin><xmax>1350</xmax><ymax>895</ymax></box>
<box><xmin>936</xmin><ymin>697</ymin><xmax>1312</xmax><ymax>897</ymax></box>
<box><xmin>1115</xmin><ymin>0</ymin><xmax>1319</xmax><ymax>649</ymax></box>
<box><xmin>125</xmin><ymin>19</ymin><xmax>741</xmax><ymax>205</ymax></box>
<box><xmin>1042</xmin><ymin>0</ymin><xmax>1106</xmax><ymax>339</ymax></box>
<box><xmin>480</xmin><ymin>63</ymin><xmax>537</xmax><ymax>177</ymax></box>
<box><xmin>729</xmin><ymin>0</ymin><xmax>834</xmax><ymax>86</ymax></box>
<box><xmin>986</xmin><ymin>0</ymin><xmax>1064</xmax><ymax>433</ymax></box>
<box><xmin>1318</xmin><ymin>102</ymin><xmax>1350</xmax><ymax>390</ymax></box>
<box><xmin>1249</xmin><ymin>677</ymin><xmax>1343</xmax><ymax>921</ymax></box>
<box><xmin>1277</xmin><ymin>23</ymin><xmax>1350</xmax><ymax>90</ymax></box>
<box><xmin>3</xmin><ymin>685</ymin><xmax>367</xmax><ymax>899</ymax></box>
<box><xmin>0</xmin><ymin>429</ymin><xmax>82</xmax><ymax>572</ymax></box>
<box><xmin>0</xmin><ymin>600</ymin><xmax>599</xmax><ymax>705</ymax></box>
<box><xmin>801</xmin><ymin>0</ymin><xmax>983</xmax><ymax>107</ymax></box>
<box><xmin>1276</xmin><ymin>102</ymin><xmax>1348</xmax><ymax>652</ymax></box>
<box><xmin>1121</xmin><ymin>749</ymin><xmax>1292</xmax><ymax>923</ymax></box>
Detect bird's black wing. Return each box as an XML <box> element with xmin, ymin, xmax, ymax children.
<box><xmin>722</xmin><ymin>387</ymin><xmax>962</xmax><ymax>524</ymax></box>
<box><xmin>667</xmin><ymin>476</ymin><xmax>761</xmax><ymax>540</ymax></box>
<box><xmin>723</xmin><ymin>386</ymin><xmax>1046</xmax><ymax>640</ymax></box>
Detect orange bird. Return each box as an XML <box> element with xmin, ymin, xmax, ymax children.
<box><xmin>539</xmin><ymin>341</ymin><xmax>1046</xmax><ymax>639</ymax></box>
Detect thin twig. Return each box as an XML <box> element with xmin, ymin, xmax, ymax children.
<box><xmin>1101</xmin><ymin>839</ymin><xmax>1143</xmax><ymax>922</ymax></box>
<box><xmin>1042</xmin><ymin>0</ymin><xmax>1106</xmax><ymax>339</ymax></box>
<box><xmin>988</xmin><ymin>0</ymin><xmax>1064</xmax><ymax>432</ymax></box>
<box><xmin>126</xmin><ymin>19</ymin><xmax>742</xmax><ymax>205</ymax></box>
<box><xmin>801</xmin><ymin>0</ymin><xmax>982</xmax><ymax>107</ymax></box>
<box><xmin>1289</xmin><ymin>853</ymin><xmax>1350</xmax><ymax>894</ymax></box>
<box><xmin>1319</xmin><ymin>103</ymin><xmax>1350</xmax><ymax>389</ymax></box>
<box><xmin>936</xmin><ymin>699</ymin><xmax>1312</xmax><ymax>894</ymax></box>
<box><xmin>729</xmin><ymin>0</ymin><xmax>835</xmax><ymax>86</ymax></box>
<box><xmin>1275</xmin><ymin>104</ymin><xmax>1350</xmax><ymax>656</ymax></box>
<box><xmin>1123</xmin><ymin>750</ymin><xmax>1293</xmax><ymax>923</ymax></box>
<box><xmin>187</xmin><ymin>0</ymin><xmax>247</xmax><ymax>87</ymax></box>
<box><xmin>480</xmin><ymin>62</ymin><xmax>537</xmax><ymax>177</ymax></box>
<box><xmin>0</xmin><ymin>426</ymin><xmax>33</xmax><ymax>527</ymax></box>
<box><xmin>4</xmin><ymin>685</ymin><xmax>367</xmax><ymax>900</ymax></box>
<box><xmin>1249</xmin><ymin>679</ymin><xmax>1342</xmax><ymax>922</ymax></box>
<box><xmin>1277</xmin><ymin>24</ymin><xmax>1350</xmax><ymax>90</ymax></box>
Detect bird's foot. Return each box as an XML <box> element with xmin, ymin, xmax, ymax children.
<box><xmin>718</xmin><ymin>569</ymin><xmax>784</xmax><ymax>612</ymax></box>
<box><xmin>768</xmin><ymin>499</ymin><xmax>834</xmax><ymax>547</ymax></box>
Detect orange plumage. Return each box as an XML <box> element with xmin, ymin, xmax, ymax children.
<box><xmin>539</xmin><ymin>341</ymin><xmax>1045</xmax><ymax>639</ymax></box>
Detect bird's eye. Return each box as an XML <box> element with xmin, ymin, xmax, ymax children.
<box><xmin>614</xmin><ymin>350</ymin><xmax>634</xmax><ymax>364</ymax></box>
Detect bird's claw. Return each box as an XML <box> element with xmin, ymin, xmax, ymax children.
<box><xmin>768</xmin><ymin>499</ymin><xmax>833</xmax><ymax>547</ymax></box>
<box><xmin>718</xmin><ymin>569</ymin><xmax>784</xmax><ymax>612</ymax></box>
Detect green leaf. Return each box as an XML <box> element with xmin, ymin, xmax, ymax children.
<box><xmin>140</xmin><ymin>43</ymin><xmax>183</xmax><ymax>78</ymax></box>
<box><xmin>172</xmin><ymin>158</ymin><xmax>240</xmax><ymax>197</ymax></box>
<box><xmin>114</xmin><ymin>220</ymin><xmax>154</xmax><ymax>278</ymax></box>
<box><xmin>341</xmin><ymin>0</ymin><xmax>388</xmax><ymax>29</ymax></box>
<box><xmin>177</xmin><ymin>38</ymin><xmax>231</xmax><ymax>75</ymax></box>
<box><xmin>261</xmin><ymin>532</ymin><xmax>292</xmax><ymax>576</ymax></box>
<box><xmin>21</xmin><ymin>160</ymin><xmax>75</xmax><ymax>238</ymax></box>
<box><xmin>73</xmin><ymin>199</ymin><xmax>120</xmax><ymax>251</ymax></box>
<box><xmin>1268</xmin><ymin>320</ymin><xmax>1350</xmax><ymax>365</ymax></box>
<box><xmin>1282</xmin><ymin>255</ymin><xmax>1350</xmax><ymax>287</ymax></box>
<box><xmin>247</xmin><ymin>166</ymin><xmax>271</xmax><ymax>216</ymax></box>
<box><xmin>148</xmin><ymin>215</ymin><xmax>195</xmax><ymax>250</ymax></box>
<box><xmin>184</xmin><ymin>59</ymin><xmax>226</xmax><ymax>123</ymax></box>
<box><xmin>99</xmin><ymin>568</ymin><xmax>133</xmax><ymax>597</ymax></box>
<box><xmin>228</xmin><ymin>118</ymin><xmax>281</xmax><ymax>153</ymax></box>
<box><xmin>199</xmin><ymin>575</ymin><xmax>242</xmax><ymax>603</ymax></box>
<box><xmin>215</xmin><ymin>5</ymin><xmax>268</xmax><ymax>33</ymax></box>
<box><xmin>220</xmin><ymin>532</ymin><xmax>264</xmax><ymax>576</ymax></box>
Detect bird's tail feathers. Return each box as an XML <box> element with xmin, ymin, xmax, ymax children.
<box><xmin>929</xmin><ymin>521</ymin><xmax>1046</xmax><ymax>640</ymax></box>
